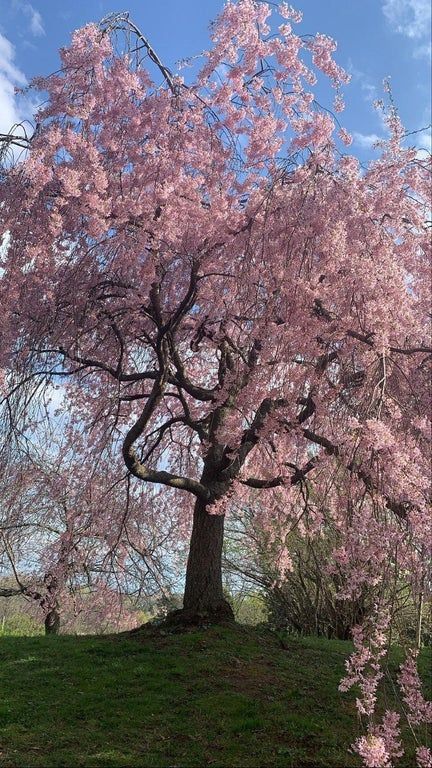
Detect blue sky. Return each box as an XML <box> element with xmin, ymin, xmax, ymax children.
<box><xmin>0</xmin><ymin>0</ymin><xmax>430</xmax><ymax>159</ymax></box>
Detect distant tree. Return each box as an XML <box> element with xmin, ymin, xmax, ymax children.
<box><xmin>0</xmin><ymin>427</ymin><xmax>179</xmax><ymax>634</ymax></box>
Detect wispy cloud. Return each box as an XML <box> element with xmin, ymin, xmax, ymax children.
<box><xmin>12</xmin><ymin>1</ymin><xmax>45</xmax><ymax>37</ymax></box>
<box><xmin>0</xmin><ymin>30</ymin><xmax>36</xmax><ymax>169</ymax></box>
<box><xmin>346</xmin><ymin>60</ymin><xmax>378</xmax><ymax>105</ymax></box>
<box><xmin>352</xmin><ymin>132</ymin><xmax>383</xmax><ymax>149</ymax></box>
<box><xmin>410</xmin><ymin>107</ymin><xmax>432</xmax><ymax>156</ymax></box>
<box><xmin>0</xmin><ymin>32</ymin><xmax>26</xmax><ymax>134</ymax></box>
<box><xmin>28</xmin><ymin>8</ymin><xmax>44</xmax><ymax>37</ymax></box>
<box><xmin>382</xmin><ymin>0</ymin><xmax>431</xmax><ymax>57</ymax></box>
<box><xmin>417</xmin><ymin>132</ymin><xmax>431</xmax><ymax>151</ymax></box>
<box><xmin>413</xmin><ymin>41</ymin><xmax>432</xmax><ymax>59</ymax></box>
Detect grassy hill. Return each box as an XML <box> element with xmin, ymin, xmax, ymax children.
<box><xmin>0</xmin><ymin>624</ymin><xmax>430</xmax><ymax>767</ymax></box>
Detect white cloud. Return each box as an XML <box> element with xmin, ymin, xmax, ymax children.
<box><xmin>12</xmin><ymin>1</ymin><xmax>45</xmax><ymax>37</ymax></box>
<box><xmin>410</xmin><ymin>111</ymin><xmax>432</xmax><ymax>156</ymax></box>
<box><xmin>352</xmin><ymin>132</ymin><xmax>383</xmax><ymax>149</ymax></box>
<box><xmin>0</xmin><ymin>32</ymin><xmax>26</xmax><ymax>134</ymax></box>
<box><xmin>382</xmin><ymin>0</ymin><xmax>431</xmax><ymax>40</ymax></box>
<box><xmin>346</xmin><ymin>60</ymin><xmax>378</xmax><ymax>105</ymax></box>
<box><xmin>29</xmin><ymin>8</ymin><xmax>44</xmax><ymax>37</ymax></box>
<box><xmin>0</xmin><ymin>33</ymin><xmax>26</xmax><ymax>86</ymax></box>
<box><xmin>413</xmin><ymin>41</ymin><xmax>432</xmax><ymax>59</ymax></box>
<box><xmin>360</xmin><ymin>81</ymin><xmax>378</xmax><ymax>103</ymax></box>
<box><xmin>417</xmin><ymin>130</ymin><xmax>431</xmax><ymax>151</ymax></box>
<box><xmin>0</xmin><ymin>32</ymin><xmax>36</xmax><ymax>168</ymax></box>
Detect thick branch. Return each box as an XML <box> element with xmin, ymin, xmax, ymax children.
<box><xmin>59</xmin><ymin>346</ymin><xmax>164</xmax><ymax>383</ymax></box>
<box><xmin>242</xmin><ymin>458</ymin><xmax>317</xmax><ymax>489</ymax></box>
<box><xmin>170</xmin><ymin>345</ymin><xmax>217</xmax><ymax>402</ymax></box>
<box><xmin>125</xmin><ymin>464</ymin><xmax>210</xmax><ymax>499</ymax></box>
<box><xmin>347</xmin><ymin>329</ymin><xmax>431</xmax><ymax>356</ymax></box>
<box><xmin>0</xmin><ymin>587</ymin><xmax>26</xmax><ymax>597</ymax></box>
<box><xmin>122</xmin><ymin>373</ymin><xmax>209</xmax><ymax>500</ymax></box>
<box><xmin>236</xmin><ymin>398</ymin><xmax>287</xmax><ymax>465</ymax></box>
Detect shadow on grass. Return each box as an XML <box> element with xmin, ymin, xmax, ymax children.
<box><xmin>0</xmin><ymin>626</ymin><xmax>429</xmax><ymax>767</ymax></box>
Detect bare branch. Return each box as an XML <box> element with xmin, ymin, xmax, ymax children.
<box><xmin>99</xmin><ymin>12</ymin><xmax>180</xmax><ymax>95</ymax></box>
<box><xmin>242</xmin><ymin>458</ymin><xmax>318</xmax><ymax>489</ymax></box>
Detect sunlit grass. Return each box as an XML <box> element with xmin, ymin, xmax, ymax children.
<box><xmin>0</xmin><ymin>625</ymin><xmax>430</xmax><ymax>767</ymax></box>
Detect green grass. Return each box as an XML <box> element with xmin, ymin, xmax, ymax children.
<box><xmin>0</xmin><ymin>625</ymin><xmax>430</xmax><ymax>767</ymax></box>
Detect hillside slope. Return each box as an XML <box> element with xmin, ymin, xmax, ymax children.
<box><xmin>0</xmin><ymin>625</ymin><xmax>430</xmax><ymax>767</ymax></box>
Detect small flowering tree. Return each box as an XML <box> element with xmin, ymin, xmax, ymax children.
<box><xmin>0</xmin><ymin>1</ymin><xmax>430</xmax><ymax>760</ymax></box>
<box><xmin>0</xmin><ymin>426</ymin><xmax>179</xmax><ymax>633</ymax></box>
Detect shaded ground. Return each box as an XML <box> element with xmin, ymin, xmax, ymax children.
<box><xmin>0</xmin><ymin>624</ymin><xmax>430</xmax><ymax>767</ymax></box>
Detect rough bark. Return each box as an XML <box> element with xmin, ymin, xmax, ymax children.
<box><xmin>44</xmin><ymin>608</ymin><xmax>60</xmax><ymax>635</ymax></box>
<box><xmin>182</xmin><ymin>496</ymin><xmax>233</xmax><ymax>621</ymax></box>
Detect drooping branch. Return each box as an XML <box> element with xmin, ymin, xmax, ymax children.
<box><xmin>99</xmin><ymin>12</ymin><xmax>180</xmax><ymax>95</ymax></box>
<box><xmin>242</xmin><ymin>458</ymin><xmax>318</xmax><ymax>489</ymax></box>
<box><xmin>347</xmin><ymin>329</ymin><xmax>432</xmax><ymax>356</ymax></box>
<box><xmin>121</xmin><ymin>367</ymin><xmax>209</xmax><ymax>500</ymax></box>
<box><xmin>0</xmin><ymin>122</ymin><xmax>34</xmax><ymax>169</ymax></box>
<box><xmin>58</xmin><ymin>346</ymin><xmax>164</xmax><ymax>384</ymax></box>
<box><xmin>0</xmin><ymin>586</ymin><xmax>27</xmax><ymax>598</ymax></box>
<box><xmin>240</xmin><ymin>403</ymin><xmax>414</xmax><ymax>522</ymax></box>
<box><xmin>0</xmin><ymin>133</ymin><xmax>31</xmax><ymax>151</ymax></box>
<box><xmin>313</xmin><ymin>304</ymin><xmax>432</xmax><ymax>358</ymax></box>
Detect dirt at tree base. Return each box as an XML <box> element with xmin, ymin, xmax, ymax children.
<box><xmin>125</xmin><ymin>601</ymin><xmax>236</xmax><ymax>637</ymax></box>
<box><xmin>163</xmin><ymin>600</ymin><xmax>235</xmax><ymax>629</ymax></box>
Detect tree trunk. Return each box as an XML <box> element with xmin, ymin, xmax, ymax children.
<box><xmin>44</xmin><ymin>608</ymin><xmax>60</xmax><ymax>635</ymax></box>
<box><xmin>183</xmin><ymin>497</ymin><xmax>233</xmax><ymax>620</ymax></box>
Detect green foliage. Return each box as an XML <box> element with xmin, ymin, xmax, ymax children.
<box><xmin>222</xmin><ymin>588</ymin><xmax>268</xmax><ymax>626</ymax></box>
<box><xmin>0</xmin><ymin>625</ymin><xmax>430</xmax><ymax>767</ymax></box>
<box><xmin>233</xmin><ymin>593</ymin><xmax>268</xmax><ymax>626</ymax></box>
<box><xmin>0</xmin><ymin>613</ymin><xmax>42</xmax><ymax>637</ymax></box>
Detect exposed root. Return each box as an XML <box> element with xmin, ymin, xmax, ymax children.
<box><xmin>163</xmin><ymin>601</ymin><xmax>235</xmax><ymax>629</ymax></box>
